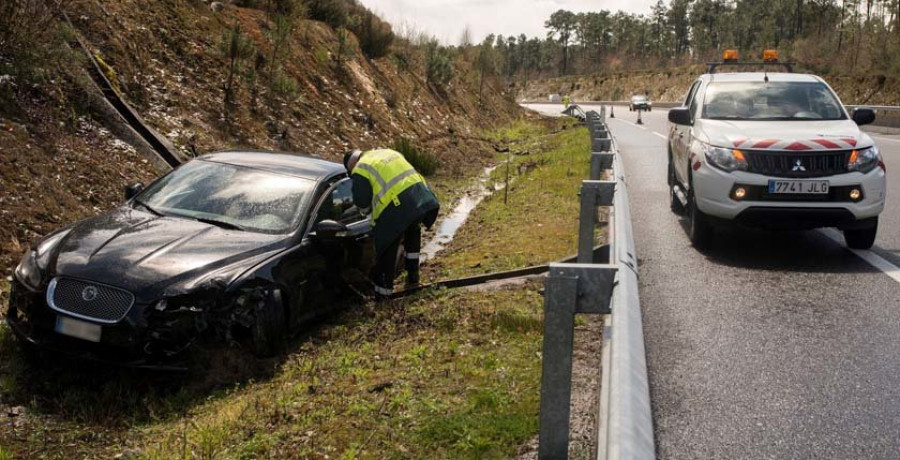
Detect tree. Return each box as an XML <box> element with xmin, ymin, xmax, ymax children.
<box><xmin>545</xmin><ymin>9</ymin><xmax>578</xmax><ymax>75</ymax></box>
<box><xmin>476</xmin><ymin>35</ymin><xmax>495</xmax><ymax>104</ymax></box>
<box><xmin>218</xmin><ymin>24</ymin><xmax>256</xmax><ymax>120</ymax></box>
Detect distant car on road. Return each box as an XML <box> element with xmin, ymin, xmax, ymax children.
<box><xmin>8</xmin><ymin>152</ymin><xmax>376</xmax><ymax>367</ymax></box>
<box><xmin>629</xmin><ymin>95</ymin><xmax>652</xmax><ymax>112</ymax></box>
<box><xmin>667</xmin><ymin>50</ymin><xmax>885</xmax><ymax>249</ymax></box>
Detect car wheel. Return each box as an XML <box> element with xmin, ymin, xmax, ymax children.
<box><xmin>668</xmin><ymin>155</ymin><xmax>684</xmax><ymax>214</ymax></box>
<box><xmin>251</xmin><ymin>288</ymin><xmax>287</xmax><ymax>358</ymax></box>
<box><xmin>844</xmin><ymin>218</ymin><xmax>878</xmax><ymax>250</ymax></box>
<box><xmin>687</xmin><ymin>174</ymin><xmax>713</xmax><ymax>249</ymax></box>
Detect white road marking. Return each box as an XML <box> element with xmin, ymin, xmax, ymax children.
<box><xmin>822</xmin><ymin>229</ymin><xmax>900</xmax><ymax>284</ymax></box>
<box><xmin>610</xmin><ymin>118</ymin><xmax>647</xmax><ymax>130</ymax></box>
<box><xmin>652</xmin><ymin>132</ymin><xmax>667</xmax><ymax>140</ymax></box>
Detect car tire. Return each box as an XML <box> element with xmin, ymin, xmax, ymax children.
<box><xmin>251</xmin><ymin>288</ymin><xmax>287</xmax><ymax>358</ymax></box>
<box><xmin>687</xmin><ymin>174</ymin><xmax>713</xmax><ymax>249</ymax></box>
<box><xmin>844</xmin><ymin>219</ymin><xmax>878</xmax><ymax>250</ymax></box>
<box><xmin>668</xmin><ymin>156</ymin><xmax>684</xmax><ymax>214</ymax></box>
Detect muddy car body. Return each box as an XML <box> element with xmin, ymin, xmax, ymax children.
<box><xmin>8</xmin><ymin>151</ymin><xmax>374</xmax><ymax>367</ymax></box>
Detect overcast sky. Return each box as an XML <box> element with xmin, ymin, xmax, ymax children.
<box><xmin>358</xmin><ymin>0</ymin><xmax>659</xmax><ymax>44</ymax></box>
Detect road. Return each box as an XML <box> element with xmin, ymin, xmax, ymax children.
<box><xmin>527</xmin><ymin>104</ymin><xmax>900</xmax><ymax>458</ymax></box>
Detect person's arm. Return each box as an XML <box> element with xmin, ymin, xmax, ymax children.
<box><xmin>351</xmin><ymin>174</ymin><xmax>373</xmax><ymax>216</ymax></box>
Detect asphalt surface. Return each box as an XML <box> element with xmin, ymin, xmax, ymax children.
<box><xmin>526</xmin><ymin>104</ymin><xmax>900</xmax><ymax>458</ymax></box>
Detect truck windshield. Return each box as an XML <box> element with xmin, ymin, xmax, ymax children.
<box><xmin>702</xmin><ymin>81</ymin><xmax>846</xmax><ymax>121</ymax></box>
<box><xmin>135</xmin><ymin>160</ymin><xmax>314</xmax><ymax>234</ymax></box>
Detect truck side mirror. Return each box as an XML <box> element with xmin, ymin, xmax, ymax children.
<box><xmin>852</xmin><ymin>107</ymin><xmax>876</xmax><ymax>126</ymax></box>
<box><xmin>124</xmin><ymin>182</ymin><xmax>144</xmax><ymax>200</ymax></box>
<box><xmin>668</xmin><ymin>107</ymin><xmax>692</xmax><ymax>126</ymax></box>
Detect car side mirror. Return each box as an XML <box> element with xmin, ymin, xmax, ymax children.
<box><xmin>314</xmin><ymin>219</ymin><xmax>348</xmax><ymax>240</ymax></box>
<box><xmin>668</xmin><ymin>107</ymin><xmax>692</xmax><ymax>126</ymax></box>
<box><xmin>124</xmin><ymin>182</ymin><xmax>144</xmax><ymax>200</ymax></box>
<box><xmin>852</xmin><ymin>107</ymin><xmax>876</xmax><ymax>126</ymax></box>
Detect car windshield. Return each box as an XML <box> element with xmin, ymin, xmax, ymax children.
<box><xmin>632</xmin><ymin>96</ymin><xmax>648</xmax><ymax>102</ymax></box>
<box><xmin>702</xmin><ymin>81</ymin><xmax>846</xmax><ymax>121</ymax></box>
<box><xmin>135</xmin><ymin>160</ymin><xmax>315</xmax><ymax>234</ymax></box>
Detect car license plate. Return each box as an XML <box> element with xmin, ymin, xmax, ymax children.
<box><xmin>767</xmin><ymin>180</ymin><xmax>829</xmax><ymax>194</ymax></box>
<box><xmin>55</xmin><ymin>316</ymin><xmax>102</xmax><ymax>343</ymax></box>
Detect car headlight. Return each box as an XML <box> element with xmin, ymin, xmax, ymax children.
<box><xmin>848</xmin><ymin>146</ymin><xmax>882</xmax><ymax>173</ymax></box>
<box><xmin>15</xmin><ymin>250</ymin><xmax>42</xmax><ymax>291</ymax></box>
<box><xmin>14</xmin><ymin>229</ymin><xmax>70</xmax><ymax>291</ymax></box>
<box><xmin>703</xmin><ymin>144</ymin><xmax>748</xmax><ymax>172</ymax></box>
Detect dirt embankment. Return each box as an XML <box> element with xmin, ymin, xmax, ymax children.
<box><xmin>521</xmin><ymin>67</ymin><xmax>900</xmax><ymax>106</ymax></box>
<box><xmin>0</xmin><ymin>0</ymin><xmax>523</xmax><ymax>273</ymax></box>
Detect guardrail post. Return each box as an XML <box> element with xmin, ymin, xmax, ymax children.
<box><xmin>538</xmin><ymin>275</ymin><xmax>579</xmax><ymax>459</ymax></box>
<box><xmin>578</xmin><ymin>181</ymin><xmax>616</xmax><ymax>263</ymax></box>
<box><xmin>591</xmin><ymin>153</ymin><xmax>614</xmax><ymax>180</ymax></box>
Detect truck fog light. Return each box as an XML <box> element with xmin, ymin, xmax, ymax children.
<box><xmin>850</xmin><ymin>189</ymin><xmax>862</xmax><ymax>201</ymax></box>
<box><xmin>734</xmin><ymin>187</ymin><xmax>747</xmax><ymax>200</ymax></box>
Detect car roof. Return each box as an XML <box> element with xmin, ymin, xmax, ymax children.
<box><xmin>704</xmin><ymin>72</ymin><xmax>821</xmax><ymax>83</ymax></box>
<box><xmin>197</xmin><ymin>151</ymin><xmax>346</xmax><ymax>181</ymax></box>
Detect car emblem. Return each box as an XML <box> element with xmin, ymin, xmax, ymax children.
<box><xmin>82</xmin><ymin>286</ymin><xmax>99</xmax><ymax>302</ymax></box>
<box><xmin>792</xmin><ymin>159</ymin><xmax>806</xmax><ymax>172</ymax></box>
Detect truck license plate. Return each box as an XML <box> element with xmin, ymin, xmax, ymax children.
<box><xmin>55</xmin><ymin>316</ymin><xmax>102</xmax><ymax>342</ymax></box>
<box><xmin>767</xmin><ymin>180</ymin><xmax>829</xmax><ymax>195</ymax></box>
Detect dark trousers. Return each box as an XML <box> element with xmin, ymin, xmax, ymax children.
<box><xmin>373</xmin><ymin>223</ymin><xmax>422</xmax><ymax>293</ymax></box>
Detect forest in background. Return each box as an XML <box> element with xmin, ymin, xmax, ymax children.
<box><xmin>469</xmin><ymin>0</ymin><xmax>900</xmax><ymax>87</ymax></box>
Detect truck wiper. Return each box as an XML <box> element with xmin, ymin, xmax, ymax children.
<box><xmin>195</xmin><ymin>217</ymin><xmax>246</xmax><ymax>231</ymax></box>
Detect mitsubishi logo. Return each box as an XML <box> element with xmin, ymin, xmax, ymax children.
<box><xmin>82</xmin><ymin>286</ymin><xmax>99</xmax><ymax>302</ymax></box>
<box><xmin>792</xmin><ymin>159</ymin><xmax>807</xmax><ymax>172</ymax></box>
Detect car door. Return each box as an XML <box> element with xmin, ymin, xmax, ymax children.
<box><xmin>674</xmin><ymin>80</ymin><xmax>703</xmax><ymax>186</ymax></box>
<box><xmin>310</xmin><ymin>178</ymin><xmax>375</xmax><ymax>289</ymax></box>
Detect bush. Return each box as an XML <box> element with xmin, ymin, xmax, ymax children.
<box><xmin>393</xmin><ymin>137</ymin><xmax>439</xmax><ymax>176</ymax></box>
<box><xmin>351</xmin><ymin>10</ymin><xmax>394</xmax><ymax>59</ymax></box>
<box><xmin>270</xmin><ymin>70</ymin><xmax>298</xmax><ymax>98</ymax></box>
<box><xmin>306</xmin><ymin>0</ymin><xmax>348</xmax><ymax>28</ymax></box>
<box><xmin>424</xmin><ymin>40</ymin><xmax>454</xmax><ymax>89</ymax></box>
<box><xmin>0</xmin><ymin>0</ymin><xmax>68</xmax><ymax>81</ymax></box>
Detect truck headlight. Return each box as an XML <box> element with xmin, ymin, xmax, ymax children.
<box><xmin>848</xmin><ymin>146</ymin><xmax>881</xmax><ymax>173</ymax></box>
<box><xmin>703</xmin><ymin>144</ymin><xmax>748</xmax><ymax>172</ymax></box>
<box><xmin>15</xmin><ymin>250</ymin><xmax>42</xmax><ymax>291</ymax></box>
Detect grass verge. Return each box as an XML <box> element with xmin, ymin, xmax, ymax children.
<box><xmin>0</xmin><ymin>284</ymin><xmax>545</xmax><ymax>459</ymax></box>
<box><xmin>424</xmin><ymin>117</ymin><xmax>591</xmax><ymax>279</ymax></box>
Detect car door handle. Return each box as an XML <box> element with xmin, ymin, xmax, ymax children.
<box><xmin>678</xmin><ymin>132</ymin><xmax>685</xmax><ymax>138</ymax></box>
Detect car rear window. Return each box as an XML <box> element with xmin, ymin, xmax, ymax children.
<box><xmin>702</xmin><ymin>81</ymin><xmax>846</xmax><ymax>121</ymax></box>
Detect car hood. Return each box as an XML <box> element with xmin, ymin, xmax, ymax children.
<box><xmin>694</xmin><ymin>119</ymin><xmax>874</xmax><ymax>151</ymax></box>
<box><xmin>51</xmin><ymin>206</ymin><xmax>289</xmax><ymax>301</ymax></box>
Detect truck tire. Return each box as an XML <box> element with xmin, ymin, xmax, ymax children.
<box><xmin>844</xmin><ymin>219</ymin><xmax>878</xmax><ymax>250</ymax></box>
<box><xmin>251</xmin><ymin>288</ymin><xmax>287</xmax><ymax>358</ymax></box>
<box><xmin>688</xmin><ymin>175</ymin><xmax>713</xmax><ymax>249</ymax></box>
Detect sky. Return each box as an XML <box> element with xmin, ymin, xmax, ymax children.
<box><xmin>358</xmin><ymin>0</ymin><xmax>659</xmax><ymax>44</ymax></box>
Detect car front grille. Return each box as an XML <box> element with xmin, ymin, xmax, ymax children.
<box><xmin>745</xmin><ymin>150</ymin><xmax>851</xmax><ymax>178</ymax></box>
<box><xmin>47</xmin><ymin>277</ymin><xmax>135</xmax><ymax>324</ymax></box>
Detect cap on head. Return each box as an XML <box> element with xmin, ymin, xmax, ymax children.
<box><xmin>343</xmin><ymin>149</ymin><xmax>363</xmax><ymax>172</ymax></box>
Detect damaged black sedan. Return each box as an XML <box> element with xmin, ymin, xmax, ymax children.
<box><xmin>7</xmin><ymin>151</ymin><xmax>375</xmax><ymax>366</ymax></box>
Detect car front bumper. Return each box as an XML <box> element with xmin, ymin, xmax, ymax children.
<box><xmin>6</xmin><ymin>278</ymin><xmax>202</xmax><ymax>369</ymax></box>
<box><xmin>693</xmin><ymin>163</ymin><xmax>886</xmax><ymax>229</ymax></box>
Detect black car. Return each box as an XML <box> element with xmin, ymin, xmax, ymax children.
<box><xmin>7</xmin><ymin>151</ymin><xmax>376</xmax><ymax>366</ymax></box>
<box><xmin>629</xmin><ymin>95</ymin><xmax>652</xmax><ymax>112</ymax></box>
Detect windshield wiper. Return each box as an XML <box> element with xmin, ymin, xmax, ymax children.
<box><xmin>195</xmin><ymin>217</ymin><xmax>246</xmax><ymax>231</ymax></box>
<box><xmin>134</xmin><ymin>200</ymin><xmax>163</xmax><ymax>216</ymax></box>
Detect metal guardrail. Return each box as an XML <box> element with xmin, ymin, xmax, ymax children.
<box><xmin>538</xmin><ymin>107</ymin><xmax>655</xmax><ymax>459</ymax></box>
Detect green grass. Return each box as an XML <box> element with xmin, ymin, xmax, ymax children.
<box><xmin>0</xmin><ymin>285</ymin><xmax>545</xmax><ymax>459</ymax></box>
<box><xmin>425</xmin><ymin>118</ymin><xmax>593</xmax><ymax>279</ymax></box>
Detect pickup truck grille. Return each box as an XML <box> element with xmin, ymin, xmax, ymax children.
<box><xmin>745</xmin><ymin>150</ymin><xmax>851</xmax><ymax>178</ymax></box>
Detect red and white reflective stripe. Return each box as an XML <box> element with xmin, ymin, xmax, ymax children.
<box><xmin>729</xmin><ymin>136</ymin><xmax>858</xmax><ymax>151</ymax></box>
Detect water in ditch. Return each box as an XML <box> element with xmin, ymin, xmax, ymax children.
<box><xmin>421</xmin><ymin>165</ymin><xmax>506</xmax><ymax>262</ymax></box>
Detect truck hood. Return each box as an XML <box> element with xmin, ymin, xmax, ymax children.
<box><xmin>50</xmin><ymin>206</ymin><xmax>288</xmax><ymax>302</ymax></box>
<box><xmin>694</xmin><ymin>119</ymin><xmax>874</xmax><ymax>151</ymax></box>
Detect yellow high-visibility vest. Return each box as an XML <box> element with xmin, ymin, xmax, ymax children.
<box><xmin>353</xmin><ymin>149</ymin><xmax>427</xmax><ymax>223</ymax></box>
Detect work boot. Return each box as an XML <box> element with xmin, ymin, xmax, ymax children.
<box><xmin>405</xmin><ymin>253</ymin><xmax>420</xmax><ymax>286</ymax></box>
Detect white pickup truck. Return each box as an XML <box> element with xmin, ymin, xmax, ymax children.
<box><xmin>668</xmin><ymin>64</ymin><xmax>885</xmax><ymax>249</ymax></box>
